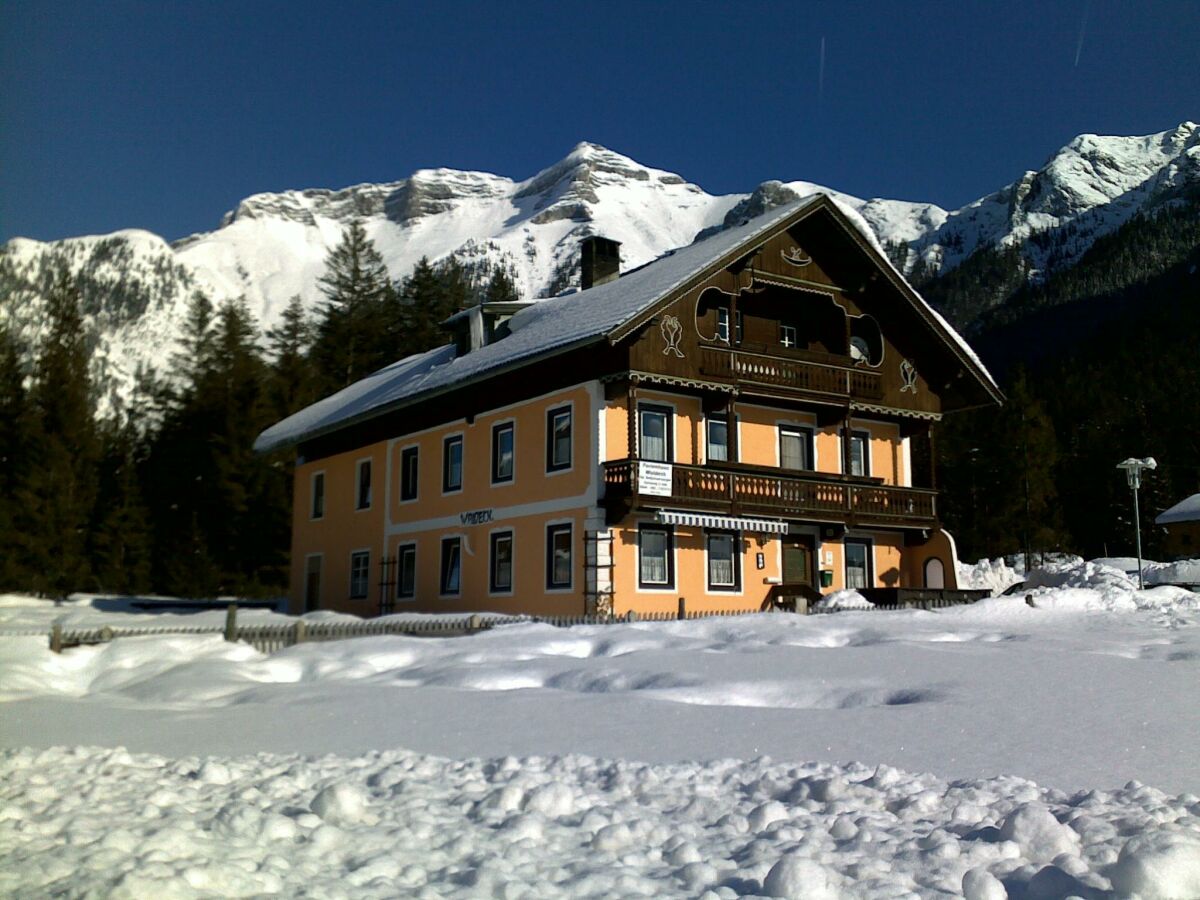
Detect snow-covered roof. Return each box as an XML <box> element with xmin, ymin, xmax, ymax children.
<box><xmin>1156</xmin><ymin>493</ymin><xmax>1200</xmax><ymax>525</ymax></box>
<box><xmin>255</xmin><ymin>195</ymin><xmax>997</xmax><ymax>453</ymax></box>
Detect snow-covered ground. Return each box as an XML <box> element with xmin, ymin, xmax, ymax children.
<box><xmin>3</xmin><ymin>560</ymin><xmax>1200</xmax><ymax>897</ymax></box>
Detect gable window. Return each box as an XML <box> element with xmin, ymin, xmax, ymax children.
<box><xmin>638</xmin><ymin>524</ymin><xmax>674</xmax><ymax>589</ymax></box>
<box><xmin>396</xmin><ymin>543</ymin><xmax>416</xmax><ymax>601</ymax></box>
<box><xmin>849</xmin><ymin>430</ymin><xmax>870</xmax><ymax>477</ymax></box>
<box><xmin>311</xmin><ymin>472</ymin><xmax>325</xmax><ymax>520</ymax></box>
<box><xmin>547</xmin><ymin>406</ymin><xmax>572</xmax><ymax>472</ymax></box>
<box><xmin>780</xmin><ymin>324</ymin><xmax>797</xmax><ymax>348</ymax></box>
<box><xmin>443</xmin><ymin>435</ymin><xmax>463</xmax><ymax>493</ymax></box>
<box><xmin>492</xmin><ymin>422</ymin><xmax>515</xmax><ymax>484</ymax></box>
<box><xmin>779</xmin><ymin>425</ymin><xmax>814</xmax><ymax>471</ymax></box>
<box><xmin>546</xmin><ymin>523</ymin><xmax>573</xmax><ymax>589</ymax></box>
<box><xmin>845</xmin><ymin>539</ymin><xmax>873</xmax><ymax>590</ymax></box>
<box><xmin>400</xmin><ymin>447</ymin><xmax>419</xmax><ymax>501</ymax></box>
<box><xmin>706</xmin><ymin>419</ymin><xmax>730</xmax><ymax>463</ymax></box>
<box><xmin>440</xmin><ymin>537</ymin><xmax>462</xmax><ymax>596</ymax></box>
<box><xmin>350</xmin><ymin>550</ymin><xmax>370</xmax><ymax>599</ymax></box>
<box><xmin>490</xmin><ymin>531</ymin><xmax>514</xmax><ymax>593</ymax></box>
<box><xmin>356</xmin><ymin>459</ymin><xmax>372</xmax><ymax>510</ymax></box>
<box><xmin>638</xmin><ymin>404</ymin><xmax>673</xmax><ymax>462</ymax></box>
<box><xmin>707</xmin><ymin>531</ymin><xmax>740</xmax><ymax>591</ymax></box>
<box><xmin>715</xmin><ymin>308</ymin><xmax>743</xmax><ymax>344</ymax></box>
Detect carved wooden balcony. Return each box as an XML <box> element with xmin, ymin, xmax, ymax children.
<box><xmin>603</xmin><ymin>459</ymin><xmax>937</xmax><ymax>530</ymax></box>
<box><xmin>697</xmin><ymin>345</ymin><xmax>883</xmax><ymax>401</ymax></box>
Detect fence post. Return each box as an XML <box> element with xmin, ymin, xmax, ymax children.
<box><xmin>224</xmin><ymin>604</ymin><xmax>237</xmax><ymax>642</ymax></box>
<box><xmin>625</xmin><ymin>610</ymin><xmax>638</xmax><ymax>623</ymax></box>
<box><xmin>50</xmin><ymin>623</ymin><xmax>62</xmax><ymax>654</ymax></box>
<box><xmin>468</xmin><ymin>614</ymin><xmax>481</xmax><ymax>633</ymax></box>
<box><xmin>295</xmin><ymin>619</ymin><xmax>308</xmax><ymax>645</ymax></box>
<box><xmin>100</xmin><ymin>626</ymin><xmax>113</xmax><ymax>643</ymax></box>
<box><xmin>677</xmin><ymin>597</ymin><xmax>686</xmax><ymax>620</ymax></box>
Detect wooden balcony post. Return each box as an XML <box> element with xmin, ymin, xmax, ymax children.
<box><xmin>628</xmin><ymin>377</ymin><xmax>639</xmax><ymax>460</ymax></box>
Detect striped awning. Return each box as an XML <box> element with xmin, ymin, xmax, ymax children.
<box><xmin>654</xmin><ymin>510</ymin><xmax>788</xmax><ymax>534</ymax></box>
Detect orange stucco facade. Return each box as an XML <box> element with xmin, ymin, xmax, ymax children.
<box><xmin>289</xmin><ymin>379</ymin><xmax>951</xmax><ymax>617</ymax></box>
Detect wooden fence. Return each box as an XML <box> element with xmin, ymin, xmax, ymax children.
<box><xmin>40</xmin><ymin>595</ymin><xmax>981</xmax><ymax>654</ymax></box>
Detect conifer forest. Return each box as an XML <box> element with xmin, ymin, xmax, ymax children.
<box><xmin>1</xmin><ymin>195</ymin><xmax>1197</xmax><ymax>598</ymax></box>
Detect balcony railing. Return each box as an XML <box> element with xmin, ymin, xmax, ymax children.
<box><xmin>698</xmin><ymin>346</ymin><xmax>883</xmax><ymax>401</ymax></box>
<box><xmin>603</xmin><ymin>459</ymin><xmax>937</xmax><ymax>529</ymax></box>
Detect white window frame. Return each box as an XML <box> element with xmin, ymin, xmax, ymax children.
<box><xmin>349</xmin><ymin>548</ymin><xmax>371</xmax><ymax>600</ymax></box>
<box><xmin>546</xmin><ymin>403</ymin><xmax>574</xmax><ymax>475</ymax></box>
<box><xmin>439</xmin><ymin>535</ymin><xmax>463</xmax><ymax>598</ymax></box>
<box><xmin>636</xmin><ymin>522</ymin><xmax>676</xmax><ymax>593</ymax></box>
<box><xmin>705</xmin><ymin>530</ymin><xmax>742</xmax><ymax>593</ymax></box>
<box><xmin>395</xmin><ymin>542</ymin><xmax>417</xmax><ymax>602</ymax></box>
<box><xmin>355</xmin><ymin>457</ymin><xmax>373</xmax><ymax>511</ymax></box>
<box><xmin>848</xmin><ymin>429</ymin><xmax>871</xmax><ymax>478</ymax></box>
<box><xmin>491</xmin><ymin>419</ymin><xmax>516</xmax><ymax>486</ymax></box>
<box><xmin>489</xmin><ymin>528</ymin><xmax>515</xmax><ymax>596</ymax></box>
<box><xmin>545</xmin><ymin>520</ymin><xmax>574</xmax><ymax>593</ymax></box>
<box><xmin>778</xmin><ymin>424</ymin><xmax>816</xmax><ymax>471</ymax></box>
<box><xmin>638</xmin><ymin>401</ymin><xmax>675</xmax><ymax>463</ymax></box>
<box><xmin>399</xmin><ymin>444</ymin><xmax>419</xmax><ymax>504</ymax></box>
<box><xmin>310</xmin><ymin>470</ymin><xmax>326</xmax><ymax>521</ymax></box>
<box><xmin>442</xmin><ymin>432</ymin><xmax>465</xmax><ymax>495</ymax></box>
<box><xmin>844</xmin><ymin>538</ymin><xmax>874</xmax><ymax>591</ymax></box>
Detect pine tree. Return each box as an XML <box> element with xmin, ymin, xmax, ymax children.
<box><xmin>399</xmin><ymin>256</ymin><xmax>456</xmax><ymax>356</ymax></box>
<box><xmin>311</xmin><ymin>220</ymin><xmax>396</xmax><ymax>391</ymax></box>
<box><xmin>266</xmin><ymin>295</ymin><xmax>317</xmax><ymax>418</ymax></box>
<box><xmin>0</xmin><ymin>328</ymin><xmax>30</xmax><ymax>589</ymax></box>
<box><xmin>483</xmin><ymin>266</ymin><xmax>520</xmax><ymax>304</ymax></box>
<box><xmin>89</xmin><ymin>415</ymin><xmax>152</xmax><ymax>594</ymax></box>
<box><xmin>15</xmin><ymin>266</ymin><xmax>98</xmax><ymax>595</ymax></box>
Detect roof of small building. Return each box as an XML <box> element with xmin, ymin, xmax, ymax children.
<box><xmin>254</xmin><ymin>194</ymin><xmax>997</xmax><ymax>454</ymax></box>
<box><xmin>1156</xmin><ymin>493</ymin><xmax>1200</xmax><ymax>525</ymax></box>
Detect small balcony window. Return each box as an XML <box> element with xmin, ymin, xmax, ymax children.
<box><xmin>638</xmin><ymin>405</ymin><xmax>673</xmax><ymax>462</ymax></box>
<box><xmin>849</xmin><ymin>431</ymin><xmax>870</xmax><ymax>477</ymax></box>
<box><xmin>706</xmin><ymin>419</ymin><xmax>729</xmax><ymax>462</ymax></box>
<box><xmin>779</xmin><ymin>426</ymin><xmax>814</xmax><ymax>471</ymax></box>
<box><xmin>780</xmin><ymin>324</ymin><xmax>797</xmax><ymax>348</ymax></box>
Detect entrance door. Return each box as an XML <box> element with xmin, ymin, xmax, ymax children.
<box><xmin>304</xmin><ymin>556</ymin><xmax>322</xmax><ymax>612</ymax></box>
<box><xmin>782</xmin><ymin>536</ymin><xmax>815</xmax><ymax>587</ymax></box>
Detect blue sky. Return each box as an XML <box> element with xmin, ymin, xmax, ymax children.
<box><xmin>2</xmin><ymin>1</ymin><xmax>1197</xmax><ymax>243</ymax></box>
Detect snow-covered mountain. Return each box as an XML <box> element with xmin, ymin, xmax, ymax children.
<box><xmin>2</xmin><ymin>123</ymin><xmax>1197</xmax><ymax>415</ymax></box>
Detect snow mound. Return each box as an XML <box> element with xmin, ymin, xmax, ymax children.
<box><xmin>813</xmin><ymin>589</ymin><xmax>874</xmax><ymax>611</ymax></box>
<box><xmin>1145</xmin><ymin>559</ymin><xmax>1200</xmax><ymax>587</ymax></box>
<box><xmin>1026</xmin><ymin>558</ymin><xmax>1137</xmax><ymax>594</ymax></box>
<box><xmin>957</xmin><ymin>558</ymin><xmax>1023</xmax><ymax>595</ymax></box>
<box><xmin>1109</xmin><ymin>831</ymin><xmax>1200</xmax><ymax>898</ymax></box>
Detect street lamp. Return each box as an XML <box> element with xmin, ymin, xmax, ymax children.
<box><xmin>1116</xmin><ymin>457</ymin><xmax>1157</xmax><ymax>589</ymax></box>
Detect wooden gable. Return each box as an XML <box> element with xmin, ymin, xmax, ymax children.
<box><xmin>621</xmin><ymin>198</ymin><xmax>999</xmax><ymax>416</ymax></box>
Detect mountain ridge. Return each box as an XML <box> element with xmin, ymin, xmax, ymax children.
<box><xmin>2</xmin><ymin>123</ymin><xmax>1196</xmax><ymax>416</ymax></box>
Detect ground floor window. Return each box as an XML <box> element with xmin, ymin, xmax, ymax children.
<box><xmin>396</xmin><ymin>543</ymin><xmax>416</xmax><ymax>600</ymax></box>
<box><xmin>349</xmin><ymin>550</ymin><xmax>370</xmax><ymax>599</ymax></box>
<box><xmin>491</xmin><ymin>531</ymin><xmax>514</xmax><ymax>593</ymax></box>
<box><xmin>638</xmin><ymin>524</ymin><xmax>674</xmax><ymax>589</ymax></box>
<box><xmin>845</xmin><ymin>539</ymin><xmax>873</xmax><ymax>590</ymax></box>
<box><xmin>440</xmin><ymin>537</ymin><xmax>462</xmax><ymax>595</ymax></box>
<box><xmin>546</xmin><ymin>523</ymin><xmax>572</xmax><ymax>589</ymax></box>
<box><xmin>706</xmin><ymin>530</ymin><xmax>740</xmax><ymax>591</ymax></box>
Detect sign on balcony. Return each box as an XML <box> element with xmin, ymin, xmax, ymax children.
<box><xmin>637</xmin><ymin>461</ymin><xmax>674</xmax><ymax>497</ymax></box>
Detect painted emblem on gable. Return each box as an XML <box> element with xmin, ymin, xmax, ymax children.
<box><xmin>781</xmin><ymin>246</ymin><xmax>812</xmax><ymax>267</ymax></box>
<box><xmin>661</xmin><ymin>315</ymin><xmax>684</xmax><ymax>357</ymax></box>
<box><xmin>900</xmin><ymin>359</ymin><xmax>918</xmax><ymax>393</ymax></box>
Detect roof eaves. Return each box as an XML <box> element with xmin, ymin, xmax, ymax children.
<box><xmin>265</xmin><ymin>333</ymin><xmax>605</xmax><ymax>454</ymax></box>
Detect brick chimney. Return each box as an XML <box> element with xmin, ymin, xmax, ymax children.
<box><xmin>580</xmin><ymin>236</ymin><xmax>621</xmax><ymax>290</ymax></box>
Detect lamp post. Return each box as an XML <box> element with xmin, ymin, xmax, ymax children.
<box><xmin>1116</xmin><ymin>457</ymin><xmax>1156</xmax><ymax>590</ymax></box>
